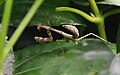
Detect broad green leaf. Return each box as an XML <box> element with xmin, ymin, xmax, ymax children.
<box><xmin>116</xmin><ymin>24</ymin><xmax>120</xmax><ymax>53</ymax></box>
<box><xmin>15</xmin><ymin>40</ymin><xmax>75</xmax><ymax>75</ymax></box>
<box><xmin>41</xmin><ymin>39</ymin><xmax>115</xmax><ymax>75</ymax></box>
<box><xmin>0</xmin><ymin>0</ymin><xmax>86</xmax><ymax>27</ymax></box>
<box><xmin>15</xmin><ymin>38</ymin><xmax>115</xmax><ymax>75</ymax></box>
<box><xmin>72</xmin><ymin>0</ymin><xmax>120</xmax><ymax>6</ymax></box>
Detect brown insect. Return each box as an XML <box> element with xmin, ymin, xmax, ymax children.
<box><xmin>34</xmin><ymin>24</ymin><xmax>79</xmax><ymax>44</ymax></box>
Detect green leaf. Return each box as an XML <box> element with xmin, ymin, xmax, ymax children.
<box><xmin>15</xmin><ymin>38</ymin><xmax>115</xmax><ymax>75</ymax></box>
<box><xmin>0</xmin><ymin>0</ymin><xmax>86</xmax><ymax>27</ymax></box>
<box><xmin>116</xmin><ymin>24</ymin><xmax>120</xmax><ymax>53</ymax></box>
<box><xmin>14</xmin><ymin>40</ymin><xmax>75</xmax><ymax>75</ymax></box>
<box><xmin>41</xmin><ymin>39</ymin><xmax>115</xmax><ymax>75</ymax></box>
<box><xmin>107</xmin><ymin>43</ymin><xmax>117</xmax><ymax>54</ymax></box>
<box><xmin>72</xmin><ymin>0</ymin><xmax>120</xmax><ymax>6</ymax></box>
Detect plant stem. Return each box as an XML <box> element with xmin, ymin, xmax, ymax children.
<box><xmin>56</xmin><ymin>6</ymin><xmax>107</xmax><ymax>40</ymax></box>
<box><xmin>56</xmin><ymin>7</ymin><xmax>96</xmax><ymax>23</ymax></box>
<box><xmin>88</xmin><ymin>0</ymin><xmax>101</xmax><ymax>17</ymax></box>
<box><xmin>0</xmin><ymin>0</ymin><xmax>13</xmax><ymax>74</ymax></box>
<box><xmin>0</xmin><ymin>0</ymin><xmax>44</xmax><ymax>75</ymax></box>
<box><xmin>56</xmin><ymin>0</ymin><xmax>107</xmax><ymax>40</ymax></box>
<box><xmin>96</xmin><ymin>18</ymin><xmax>107</xmax><ymax>40</ymax></box>
<box><xmin>88</xmin><ymin>0</ymin><xmax>107</xmax><ymax>40</ymax></box>
<box><xmin>103</xmin><ymin>9</ymin><xmax>120</xmax><ymax>18</ymax></box>
<box><xmin>4</xmin><ymin>0</ymin><xmax>43</xmax><ymax>57</ymax></box>
<box><xmin>0</xmin><ymin>0</ymin><xmax>13</xmax><ymax>52</ymax></box>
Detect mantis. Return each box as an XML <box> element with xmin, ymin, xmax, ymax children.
<box><xmin>34</xmin><ymin>24</ymin><xmax>110</xmax><ymax>44</ymax></box>
<box><xmin>34</xmin><ymin>24</ymin><xmax>79</xmax><ymax>44</ymax></box>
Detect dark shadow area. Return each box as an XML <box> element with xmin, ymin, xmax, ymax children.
<box><xmin>7</xmin><ymin>14</ymin><xmax>120</xmax><ymax>51</ymax></box>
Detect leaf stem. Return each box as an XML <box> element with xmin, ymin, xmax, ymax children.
<box><xmin>0</xmin><ymin>0</ymin><xmax>13</xmax><ymax>75</ymax></box>
<box><xmin>56</xmin><ymin>7</ymin><xmax>96</xmax><ymax>23</ymax></box>
<box><xmin>56</xmin><ymin>6</ymin><xmax>107</xmax><ymax>40</ymax></box>
<box><xmin>88</xmin><ymin>0</ymin><xmax>107</xmax><ymax>40</ymax></box>
<box><xmin>88</xmin><ymin>0</ymin><xmax>101</xmax><ymax>17</ymax></box>
<box><xmin>0</xmin><ymin>0</ymin><xmax>13</xmax><ymax>52</ymax></box>
<box><xmin>4</xmin><ymin>0</ymin><xmax>44</xmax><ymax>57</ymax></box>
<box><xmin>97</xmin><ymin>18</ymin><xmax>107</xmax><ymax>40</ymax></box>
<box><xmin>0</xmin><ymin>0</ymin><xmax>44</xmax><ymax>75</ymax></box>
<box><xmin>3</xmin><ymin>0</ymin><xmax>44</xmax><ymax>61</ymax></box>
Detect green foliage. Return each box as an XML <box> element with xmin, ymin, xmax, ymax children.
<box><xmin>0</xmin><ymin>0</ymin><xmax>87</xmax><ymax>27</ymax></box>
<box><xmin>0</xmin><ymin>0</ymin><xmax>120</xmax><ymax>75</ymax></box>
<box><xmin>0</xmin><ymin>1</ymin><xmax>13</xmax><ymax>74</ymax></box>
<box><xmin>15</xmin><ymin>39</ymin><xmax>115</xmax><ymax>75</ymax></box>
<box><xmin>0</xmin><ymin>0</ymin><xmax>44</xmax><ymax>75</ymax></box>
